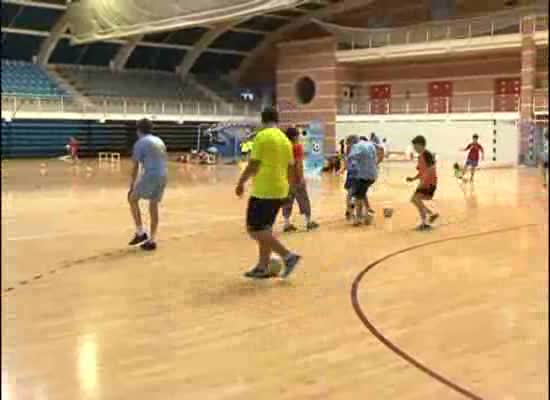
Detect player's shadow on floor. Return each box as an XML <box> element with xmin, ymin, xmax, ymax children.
<box><xmin>62</xmin><ymin>247</ymin><xmax>147</xmax><ymax>269</ymax></box>
<box><xmin>188</xmin><ymin>278</ymin><xmax>296</xmax><ymax>307</ymax></box>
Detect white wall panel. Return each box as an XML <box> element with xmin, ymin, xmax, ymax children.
<box><xmin>336</xmin><ymin>118</ymin><xmax>519</xmax><ymax>165</ymax></box>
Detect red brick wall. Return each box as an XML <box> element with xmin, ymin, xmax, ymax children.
<box><xmin>350</xmin><ymin>53</ymin><xmax>522</xmax><ymax>101</ymax></box>
<box><xmin>276</xmin><ymin>37</ymin><xmax>338</xmax><ymax>153</ymax></box>
<box><xmin>360</xmin><ymin>53</ymin><xmax>520</xmax><ymax>82</ymax></box>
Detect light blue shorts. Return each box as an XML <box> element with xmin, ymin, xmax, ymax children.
<box><xmin>134</xmin><ymin>175</ymin><xmax>167</xmax><ymax>202</ymax></box>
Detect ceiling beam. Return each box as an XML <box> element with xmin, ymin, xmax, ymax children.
<box><xmin>136</xmin><ymin>40</ymin><xmax>248</xmax><ymax>56</ymax></box>
<box><xmin>261</xmin><ymin>14</ymin><xmax>294</xmax><ymax>20</ymax></box>
<box><xmin>234</xmin><ymin>0</ymin><xmax>372</xmax><ymax>83</ymax></box>
<box><xmin>2</xmin><ymin>27</ymin><xmax>249</xmax><ymax>56</ymax></box>
<box><xmin>110</xmin><ymin>34</ymin><xmax>144</xmax><ymax>71</ymax></box>
<box><xmin>176</xmin><ymin>20</ymin><xmax>247</xmax><ymax>81</ymax></box>
<box><xmin>228</xmin><ymin>27</ymin><xmax>268</xmax><ymax>35</ymax></box>
<box><xmin>2</xmin><ymin>0</ymin><xmax>66</xmax><ymax>10</ymax></box>
<box><xmin>36</xmin><ymin>12</ymin><xmax>69</xmax><ymax>65</ymax></box>
<box><xmin>1</xmin><ymin>26</ymin><xmax>50</xmax><ymax>37</ymax></box>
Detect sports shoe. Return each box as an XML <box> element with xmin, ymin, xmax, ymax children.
<box><xmin>367</xmin><ymin>208</ymin><xmax>375</xmax><ymax>214</ymax></box>
<box><xmin>306</xmin><ymin>221</ymin><xmax>320</xmax><ymax>231</ymax></box>
<box><xmin>140</xmin><ymin>240</ymin><xmax>157</xmax><ymax>251</ymax></box>
<box><xmin>129</xmin><ymin>232</ymin><xmax>148</xmax><ymax>246</ymax></box>
<box><xmin>244</xmin><ymin>265</ymin><xmax>274</xmax><ymax>279</ymax></box>
<box><xmin>415</xmin><ymin>223</ymin><xmax>432</xmax><ymax>231</ymax></box>
<box><xmin>283</xmin><ymin>224</ymin><xmax>298</xmax><ymax>233</ymax></box>
<box><xmin>429</xmin><ymin>213</ymin><xmax>440</xmax><ymax>224</ymax></box>
<box><xmin>281</xmin><ymin>254</ymin><xmax>301</xmax><ymax>279</ymax></box>
<box><xmin>364</xmin><ymin>214</ymin><xmax>374</xmax><ymax>225</ymax></box>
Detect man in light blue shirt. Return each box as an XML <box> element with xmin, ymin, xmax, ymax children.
<box><xmin>128</xmin><ymin>118</ymin><xmax>167</xmax><ymax>251</ymax></box>
<box><xmin>347</xmin><ymin>135</ymin><xmax>378</xmax><ymax>225</ymax></box>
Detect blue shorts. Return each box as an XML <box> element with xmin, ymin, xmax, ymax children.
<box><xmin>134</xmin><ymin>175</ymin><xmax>167</xmax><ymax>202</ymax></box>
<box><xmin>465</xmin><ymin>159</ymin><xmax>479</xmax><ymax>168</ymax></box>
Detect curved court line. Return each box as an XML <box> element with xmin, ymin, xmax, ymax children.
<box><xmin>350</xmin><ymin>223</ymin><xmax>541</xmax><ymax>400</ymax></box>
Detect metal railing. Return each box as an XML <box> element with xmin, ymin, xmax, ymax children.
<box><xmin>0</xmin><ymin>95</ymin><xmax>262</xmax><ymax>117</ymax></box>
<box><xmin>319</xmin><ymin>8</ymin><xmax>548</xmax><ymax>51</ymax></box>
<box><xmin>338</xmin><ymin>94</ymin><xmax>529</xmax><ymax>115</ymax></box>
<box><xmin>535</xmin><ymin>14</ymin><xmax>549</xmax><ymax>32</ymax></box>
<box><xmin>534</xmin><ymin>90</ymin><xmax>549</xmax><ymax>114</ymax></box>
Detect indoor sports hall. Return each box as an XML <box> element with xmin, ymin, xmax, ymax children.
<box><xmin>1</xmin><ymin>1</ymin><xmax>549</xmax><ymax>399</ymax></box>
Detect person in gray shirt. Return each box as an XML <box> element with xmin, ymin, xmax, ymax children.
<box><xmin>347</xmin><ymin>135</ymin><xmax>378</xmax><ymax>226</ymax></box>
<box><xmin>128</xmin><ymin>118</ymin><xmax>167</xmax><ymax>251</ymax></box>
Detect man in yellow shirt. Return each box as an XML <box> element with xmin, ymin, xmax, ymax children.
<box><xmin>240</xmin><ymin>140</ymin><xmax>253</xmax><ymax>161</ymax></box>
<box><xmin>235</xmin><ymin>107</ymin><xmax>302</xmax><ymax>279</ymax></box>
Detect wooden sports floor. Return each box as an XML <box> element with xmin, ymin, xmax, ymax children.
<box><xmin>1</xmin><ymin>158</ymin><xmax>548</xmax><ymax>400</ymax></box>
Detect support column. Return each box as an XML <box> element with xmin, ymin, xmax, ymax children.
<box><xmin>276</xmin><ymin>37</ymin><xmax>337</xmax><ymax>154</ymax></box>
<box><xmin>519</xmin><ymin>15</ymin><xmax>537</xmax><ymax>164</ymax></box>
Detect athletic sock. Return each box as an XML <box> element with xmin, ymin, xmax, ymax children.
<box><xmin>284</xmin><ymin>218</ymin><xmax>291</xmax><ymax>227</ymax></box>
<box><xmin>136</xmin><ymin>227</ymin><xmax>146</xmax><ymax>236</ymax></box>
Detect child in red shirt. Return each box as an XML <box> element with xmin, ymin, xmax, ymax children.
<box><xmin>281</xmin><ymin>127</ymin><xmax>319</xmax><ymax>232</ymax></box>
<box><xmin>461</xmin><ymin>134</ymin><xmax>484</xmax><ymax>183</ymax></box>
<box><xmin>407</xmin><ymin>135</ymin><xmax>439</xmax><ymax>231</ymax></box>
<box><xmin>68</xmin><ymin>136</ymin><xmax>79</xmax><ymax>163</ymax></box>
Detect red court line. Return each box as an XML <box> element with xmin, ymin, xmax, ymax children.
<box><xmin>350</xmin><ymin>223</ymin><xmax>540</xmax><ymax>400</ymax></box>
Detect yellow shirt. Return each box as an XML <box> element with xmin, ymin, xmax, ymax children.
<box><xmin>241</xmin><ymin>141</ymin><xmax>253</xmax><ymax>153</ymax></box>
<box><xmin>251</xmin><ymin>127</ymin><xmax>294</xmax><ymax>199</ymax></box>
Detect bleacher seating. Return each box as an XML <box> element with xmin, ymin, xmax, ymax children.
<box><xmin>1</xmin><ymin>59</ymin><xmax>67</xmax><ymax>97</ymax></box>
<box><xmin>195</xmin><ymin>74</ymin><xmax>237</xmax><ymax>100</ymax></box>
<box><xmin>195</xmin><ymin>74</ymin><xmax>261</xmax><ymax>107</ymax></box>
<box><xmin>0</xmin><ymin>118</ymin><xmax>213</xmax><ymax>158</ymax></box>
<box><xmin>56</xmin><ymin>66</ymin><xmax>208</xmax><ymax>101</ymax></box>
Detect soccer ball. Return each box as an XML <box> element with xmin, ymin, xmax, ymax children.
<box><xmin>383</xmin><ymin>207</ymin><xmax>394</xmax><ymax>218</ymax></box>
<box><xmin>312</xmin><ymin>143</ymin><xmax>321</xmax><ymax>154</ymax></box>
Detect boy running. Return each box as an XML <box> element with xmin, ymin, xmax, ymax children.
<box><xmin>281</xmin><ymin>127</ymin><xmax>320</xmax><ymax>232</ymax></box>
<box><xmin>128</xmin><ymin>119</ymin><xmax>168</xmax><ymax>251</ymax></box>
<box><xmin>461</xmin><ymin>134</ymin><xmax>484</xmax><ymax>183</ymax></box>
<box><xmin>407</xmin><ymin>135</ymin><xmax>439</xmax><ymax>231</ymax></box>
